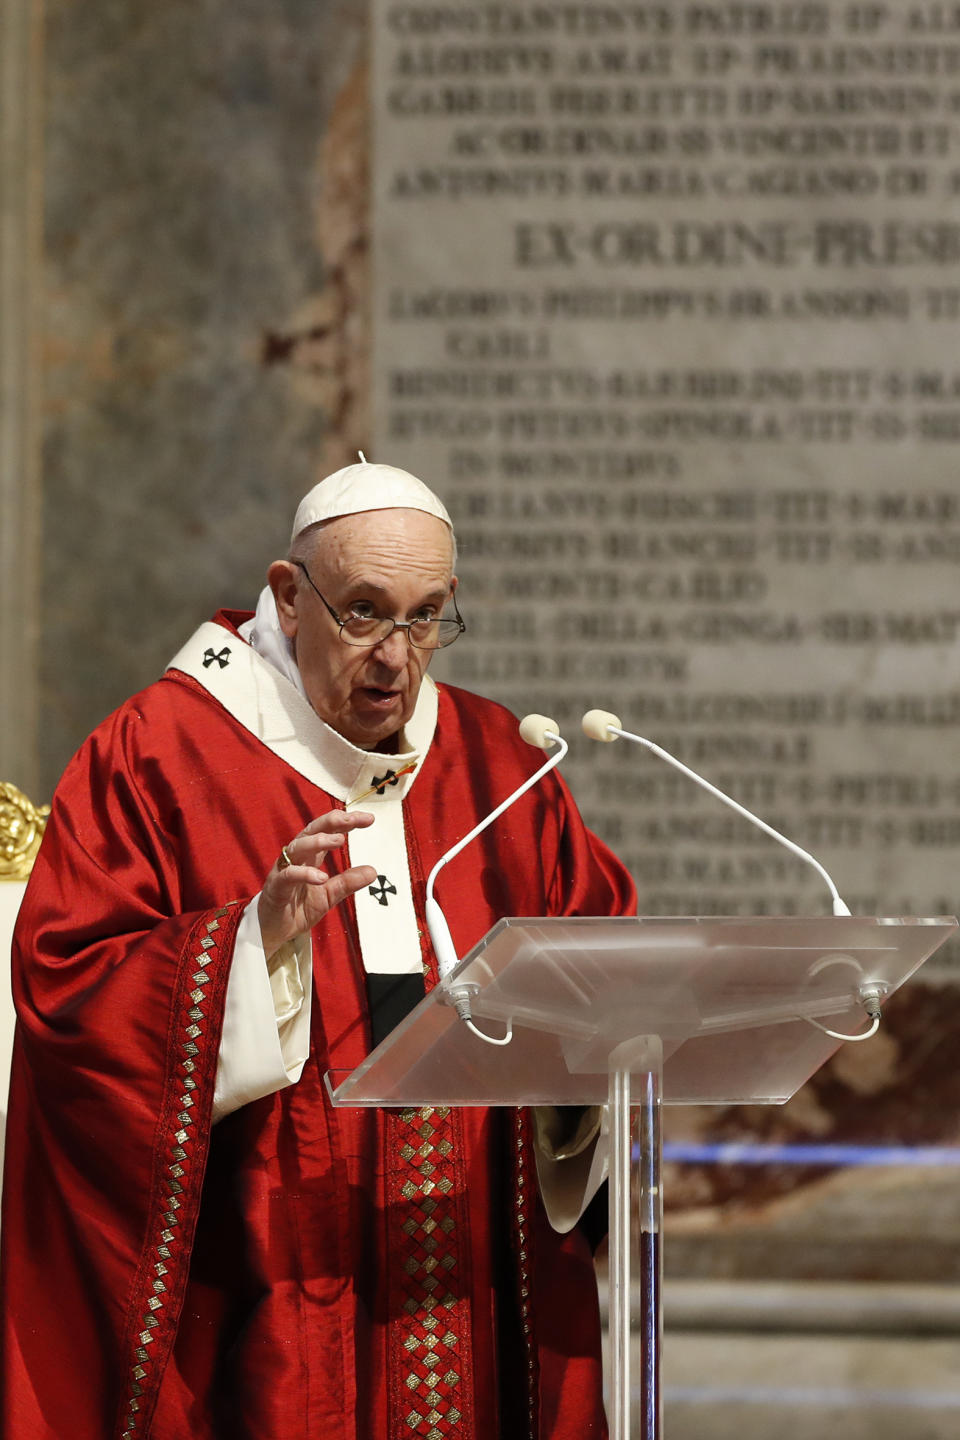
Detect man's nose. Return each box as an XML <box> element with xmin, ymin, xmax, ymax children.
<box><xmin>372</xmin><ymin>625</ymin><xmax>411</xmax><ymax>664</ymax></box>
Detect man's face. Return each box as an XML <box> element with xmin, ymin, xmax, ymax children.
<box><xmin>270</xmin><ymin>508</ymin><xmax>456</xmax><ymax>751</ymax></box>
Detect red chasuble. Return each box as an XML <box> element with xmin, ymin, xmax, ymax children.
<box><xmin>0</xmin><ymin>612</ymin><xmax>635</xmax><ymax>1440</ymax></box>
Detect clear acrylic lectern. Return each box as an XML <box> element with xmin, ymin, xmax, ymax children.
<box><xmin>327</xmin><ymin>915</ymin><xmax>957</xmax><ymax>1439</ymax></box>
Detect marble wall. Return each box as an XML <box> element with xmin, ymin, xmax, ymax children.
<box><xmin>39</xmin><ymin>0</ymin><xmax>368</xmax><ymax>792</ymax></box>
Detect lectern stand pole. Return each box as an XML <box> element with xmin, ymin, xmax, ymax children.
<box><xmin>608</xmin><ymin>1038</ymin><xmax>664</xmax><ymax>1440</ymax></box>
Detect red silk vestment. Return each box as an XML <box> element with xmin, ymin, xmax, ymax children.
<box><xmin>0</xmin><ymin>613</ymin><xmax>635</xmax><ymax>1440</ymax></box>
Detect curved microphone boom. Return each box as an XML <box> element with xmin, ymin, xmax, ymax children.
<box><xmin>582</xmin><ymin>708</ymin><xmax>851</xmax><ymax>917</ymax></box>
<box><xmin>425</xmin><ymin>716</ymin><xmax>568</xmax><ymax>1029</ymax></box>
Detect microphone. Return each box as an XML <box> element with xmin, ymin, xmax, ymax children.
<box><xmin>425</xmin><ymin>716</ymin><xmax>568</xmax><ymax>1030</ymax></box>
<box><xmin>582</xmin><ymin>708</ymin><xmax>851</xmax><ymax>917</ymax></box>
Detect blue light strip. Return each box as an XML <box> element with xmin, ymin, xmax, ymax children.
<box><xmin>661</xmin><ymin>1141</ymin><xmax>960</xmax><ymax>1167</ymax></box>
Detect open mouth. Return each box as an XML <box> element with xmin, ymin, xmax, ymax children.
<box><xmin>361</xmin><ymin>687</ymin><xmax>401</xmax><ymax>707</ymax></box>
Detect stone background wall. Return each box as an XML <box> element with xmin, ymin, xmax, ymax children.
<box><xmin>371</xmin><ymin>2</ymin><xmax>960</xmax><ymax>964</ymax></box>
<box><xmin>364</xmin><ymin>0</ymin><xmax>960</xmax><ymax>1274</ymax></box>
<box><xmin>38</xmin><ymin>0</ymin><xmax>368</xmax><ymax>789</ymax></box>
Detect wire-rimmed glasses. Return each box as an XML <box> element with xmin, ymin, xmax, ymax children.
<box><xmin>292</xmin><ymin>560</ymin><xmax>465</xmax><ymax>650</ymax></box>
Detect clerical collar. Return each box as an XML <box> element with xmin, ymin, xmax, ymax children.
<box><xmin>237</xmin><ymin>585</ymin><xmax>306</xmax><ymax>699</ymax></box>
<box><xmin>166</xmin><ymin>613</ymin><xmax>438</xmax><ymax>804</ymax></box>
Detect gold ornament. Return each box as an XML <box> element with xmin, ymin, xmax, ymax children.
<box><xmin>0</xmin><ymin>782</ymin><xmax>49</xmax><ymax>881</ymax></box>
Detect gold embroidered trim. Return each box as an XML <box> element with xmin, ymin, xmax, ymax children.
<box><xmin>394</xmin><ymin>1105</ymin><xmax>468</xmax><ymax>1437</ymax></box>
<box><xmin>514</xmin><ymin>1110</ymin><xmax>538</xmax><ymax>1440</ymax></box>
<box><xmin>120</xmin><ymin>905</ymin><xmax>233</xmax><ymax>1435</ymax></box>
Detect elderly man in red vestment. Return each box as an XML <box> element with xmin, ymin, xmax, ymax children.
<box><xmin>0</xmin><ymin>462</ymin><xmax>635</xmax><ymax>1440</ymax></box>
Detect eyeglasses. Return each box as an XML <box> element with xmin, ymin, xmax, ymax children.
<box><xmin>292</xmin><ymin>560</ymin><xmax>466</xmax><ymax>650</ymax></box>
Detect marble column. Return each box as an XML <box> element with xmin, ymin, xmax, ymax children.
<box><xmin>0</xmin><ymin>0</ymin><xmax>43</xmax><ymax>798</ymax></box>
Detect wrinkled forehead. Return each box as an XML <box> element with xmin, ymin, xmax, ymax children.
<box><xmin>302</xmin><ymin>508</ymin><xmax>456</xmax><ymax>581</ymax></box>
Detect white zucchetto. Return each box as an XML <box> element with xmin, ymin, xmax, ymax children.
<box><xmin>291</xmin><ymin>459</ymin><xmax>452</xmax><ymax>544</ymax></box>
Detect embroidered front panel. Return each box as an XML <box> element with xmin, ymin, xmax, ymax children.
<box><xmin>388</xmin><ymin>1105</ymin><xmax>474</xmax><ymax>1440</ymax></box>
<box><xmin>348</xmin><ymin>792</ymin><xmax>423</xmax><ymax>976</ymax></box>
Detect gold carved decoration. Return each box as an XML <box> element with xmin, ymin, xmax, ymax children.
<box><xmin>0</xmin><ymin>782</ymin><xmax>49</xmax><ymax>881</ymax></box>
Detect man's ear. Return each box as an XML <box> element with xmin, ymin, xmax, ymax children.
<box><xmin>268</xmin><ymin>560</ymin><xmax>300</xmax><ymax>638</ymax></box>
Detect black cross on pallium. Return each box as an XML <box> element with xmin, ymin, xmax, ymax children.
<box><xmin>369</xmin><ymin>875</ymin><xmax>397</xmax><ymax>907</ymax></box>
<box><xmin>203</xmin><ymin>646</ymin><xmax>231</xmax><ymax>669</ymax></box>
<box><xmin>371</xmin><ymin>770</ymin><xmax>401</xmax><ymax>796</ymax></box>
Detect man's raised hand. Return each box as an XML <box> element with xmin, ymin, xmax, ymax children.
<box><xmin>258</xmin><ymin>810</ymin><xmax>377</xmax><ymax>958</ymax></box>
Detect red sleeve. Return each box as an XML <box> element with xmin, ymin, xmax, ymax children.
<box><xmin>0</xmin><ymin>705</ymin><xmax>244</xmax><ymax>1440</ymax></box>
<box><xmin>547</xmin><ymin>768</ymin><xmax>637</xmax><ymax>922</ymax></box>
<box><xmin>413</xmin><ymin>685</ymin><xmax>637</xmax><ymax>961</ymax></box>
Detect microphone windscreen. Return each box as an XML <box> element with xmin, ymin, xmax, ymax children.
<box><xmin>518</xmin><ymin>714</ymin><xmax>560</xmax><ymax>750</ymax></box>
<box><xmin>582</xmin><ymin>709</ymin><xmax>622</xmax><ymax>742</ymax></box>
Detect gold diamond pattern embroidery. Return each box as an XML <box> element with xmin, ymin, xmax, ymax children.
<box><xmin>391</xmin><ymin>1106</ymin><xmax>470</xmax><ymax>1437</ymax></box>
<box><xmin>120</xmin><ymin>904</ymin><xmax>235</xmax><ymax>1435</ymax></box>
<box><xmin>513</xmin><ymin>1109</ymin><xmax>540</xmax><ymax>1440</ymax></box>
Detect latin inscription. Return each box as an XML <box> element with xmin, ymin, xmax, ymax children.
<box><xmin>373</xmin><ymin>2</ymin><xmax>960</xmax><ymax>957</ymax></box>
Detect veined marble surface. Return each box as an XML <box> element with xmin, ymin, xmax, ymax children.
<box><xmin>40</xmin><ymin>1</ymin><xmax>368</xmax><ymax>793</ymax></box>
